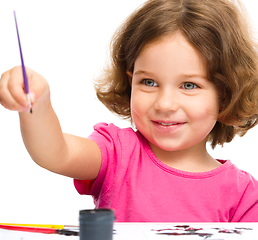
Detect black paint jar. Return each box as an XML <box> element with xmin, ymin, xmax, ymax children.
<box><xmin>79</xmin><ymin>209</ymin><xmax>115</xmax><ymax>240</ymax></box>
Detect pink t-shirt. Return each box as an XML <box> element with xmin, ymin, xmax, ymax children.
<box><xmin>74</xmin><ymin>123</ymin><xmax>258</xmax><ymax>222</ymax></box>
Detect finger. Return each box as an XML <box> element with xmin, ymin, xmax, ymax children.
<box><xmin>0</xmin><ymin>70</ymin><xmax>27</xmax><ymax>111</ymax></box>
<box><xmin>8</xmin><ymin>66</ymin><xmax>30</xmax><ymax>107</ymax></box>
<box><xmin>26</xmin><ymin>68</ymin><xmax>49</xmax><ymax>103</ymax></box>
<box><xmin>0</xmin><ymin>88</ymin><xmax>27</xmax><ymax>112</ymax></box>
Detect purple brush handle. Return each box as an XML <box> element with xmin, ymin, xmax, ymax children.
<box><xmin>14</xmin><ymin>11</ymin><xmax>29</xmax><ymax>94</ymax></box>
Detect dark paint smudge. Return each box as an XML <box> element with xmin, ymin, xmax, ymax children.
<box><xmin>157</xmin><ymin>232</ymin><xmax>213</xmax><ymax>237</ymax></box>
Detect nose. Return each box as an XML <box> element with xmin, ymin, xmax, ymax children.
<box><xmin>154</xmin><ymin>88</ymin><xmax>179</xmax><ymax>112</ymax></box>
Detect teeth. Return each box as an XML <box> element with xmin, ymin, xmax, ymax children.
<box><xmin>159</xmin><ymin>122</ymin><xmax>177</xmax><ymax>126</ymax></box>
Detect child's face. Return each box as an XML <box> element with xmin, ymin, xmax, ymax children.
<box><xmin>129</xmin><ymin>32</ymin><xmax>219</xmax><ymax>156</ymax></box>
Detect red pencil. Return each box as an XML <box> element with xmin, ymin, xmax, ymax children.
<box><xmin>0</xmin><ymin>224</ymin><xmax>78</xmax><ymax>236</ymax></box>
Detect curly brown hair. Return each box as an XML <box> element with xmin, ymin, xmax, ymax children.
<box><xmin>94</xmin><ymin>0</ymin><xmax>258</xmax><ymax>148</ymax></box>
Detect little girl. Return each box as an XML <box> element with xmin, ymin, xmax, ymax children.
<box><xmin>1</xmin><ymin>0</ymin><xmax>258</xmax><ymax>222</ymax></box>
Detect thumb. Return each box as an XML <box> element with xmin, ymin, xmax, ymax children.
<box><xmin>29</xmin><ymin>91</ymin><xmax>36</xmax><ymax>104</ymax></box>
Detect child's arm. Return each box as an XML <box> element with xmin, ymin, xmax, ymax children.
<box><xmin>0</xmin><ymin>66</ymin><xmax>101</xmax><ymax>180</ymax></box>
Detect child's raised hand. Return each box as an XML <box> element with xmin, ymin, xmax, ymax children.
<box><xmin>0</xmin><ymin>66</ymin><xmax>49</xmax><ymax>112</ymax></box>
<box><xmin>0</xmin><ymin>66</ymin><xmax>101</xmax><ymax>180</ymax></box>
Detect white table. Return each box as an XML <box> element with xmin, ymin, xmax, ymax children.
<box><xmin>0</xmin><ymin>222</ymin><xmax>257</xmax><ymax>239</ymax></box>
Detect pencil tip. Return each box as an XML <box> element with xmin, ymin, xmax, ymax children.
<box><xmin>30</xmin><ymin>108</ymin><xmax>33</xmax><ymax>114</ymax></box>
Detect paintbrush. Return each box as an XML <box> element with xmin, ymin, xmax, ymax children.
<box><xmin>0</xmin><ymin>224</ymin><xmax>78</xmax><ymax>236</ymax></box>
<box><xmin>13</xmin><ymin>11</ymin><xmax>32</xmax><ymax>113</ymax></box>
<box><xmin>0</xmin><ymin>223</ymin><xmax>78</xmax><ymax>229</ymax></box>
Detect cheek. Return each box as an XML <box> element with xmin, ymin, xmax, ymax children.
<box><xmin>205</xmin><ymin>107</ymin><xmax>219</xmax><ymax>121</ymax></box>
<box><xmin>130</xmin><ymin>90</ymin><xmax>143</xmax><ymax>120</ymax></box>
<box><xmin>130</xmin><ymin>90</ymin><xmax>150</xmax><ymax>114</ymax></box>
<box><xmin>205</xmin><ymin>95</ymin><xmax>219</xmax><ymax>120</ymax></box>
<box><xmin>189</xmin><ymin>94</ymin><xmax>219</xmax><ymax>126</ymax></box>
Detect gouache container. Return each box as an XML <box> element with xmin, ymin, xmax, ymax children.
<box><xmin>79</xmin><ymin>209</ymin><xmax>115</xmax><ymax>240</ymax></box>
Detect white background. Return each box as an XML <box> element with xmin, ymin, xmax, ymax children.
<box><xmin>0</xmin><ymin>0</ymin><xmax>257</xmax><ymax>225</ymax></box>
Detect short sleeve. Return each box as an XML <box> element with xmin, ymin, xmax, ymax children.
<box><xmin>74</xmin><ymin>179</ymin><xmax>95</xmax><ymax>195</ymax></box>
<box><xmin>232</xmin><ymin>172</ymin><xmax>258</xmax><ymax>222</ymax></box>
<box><xmin>74</xmin><ymin>123</ymin><xmax>124</xmax><ymax>199</ymax></box>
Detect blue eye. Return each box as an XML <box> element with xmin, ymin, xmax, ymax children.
<box><xmin>182</xmin><ymin>82</ymin><xmax>197</xmax><ymax>90</ymax></box>
<box><xmin>142</xmin><ymin>79</ymin><xmax>158</xmax><ymax>87</ymax></box>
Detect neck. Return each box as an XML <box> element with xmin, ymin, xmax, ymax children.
<box><xmin>148</xmin><ymin>140</ymin><xmax>221</xmax><ymax>172</ymax></box>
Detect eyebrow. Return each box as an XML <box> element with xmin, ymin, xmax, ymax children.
<box><xmin>134</xmin><ymin>70</ymin><xmax>207</xmax><ymax>79</ymax></box>
<box><xmin>134</xmin><ymin>70</ymin><xmax>149</xmax><ymax>75</ymax></box>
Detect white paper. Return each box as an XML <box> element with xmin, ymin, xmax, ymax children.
<box><xmin>0</xmin><ymin>223</ymin><xmax>257</xmax><ymax>240</ymax></box>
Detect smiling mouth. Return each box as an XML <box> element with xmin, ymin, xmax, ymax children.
<box><xmin>152</xmin><ymin>121</ymin><xmax>185</xmax><ymax>132</ymax></box>
<box><xmin>158</xmin><ymin>122</ymin><xmax>179</xmax><ymax>126</ymax></box>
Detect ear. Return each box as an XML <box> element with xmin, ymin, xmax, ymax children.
<box><xmin>126</xmin><ymin>71</ymin><xmax>133</xmax><ymax>86</ymax></box>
